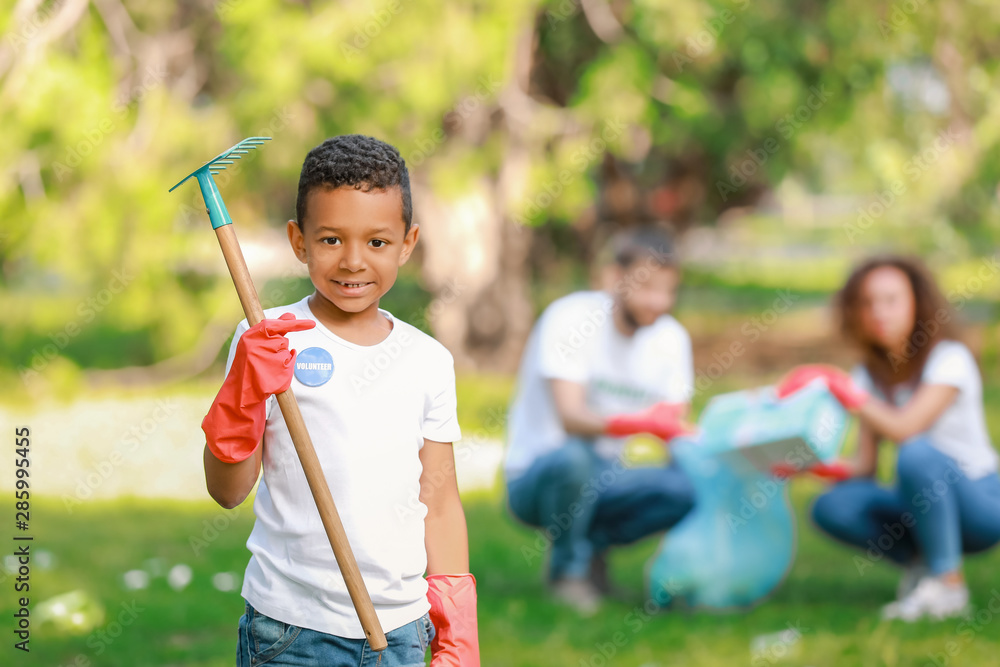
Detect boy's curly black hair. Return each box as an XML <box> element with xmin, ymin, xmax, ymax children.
<box><xmin>296</xmin><ymin>134</ymin><xmax>412</xmax><ymax>233</ymax></box>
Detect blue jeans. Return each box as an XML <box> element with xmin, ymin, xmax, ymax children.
<box><xmin>236</xmin><ymin>600</ymin><xmax>435</xmax><ymax>666</ymax></box>
<box><xmin>811</xmin><ymin>436</ymin><xmax>1000</xmax><ymax>575</ymax></box>
<box><xmin>506</xmin><ymin>438</ymin><xmax>696</xmax><ymax>581</ymax></box>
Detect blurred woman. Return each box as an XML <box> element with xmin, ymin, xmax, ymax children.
<box><xmin>778</xmin><ymin>255</ymin><xmax>1000</xmax><ymax>622</ymax></box>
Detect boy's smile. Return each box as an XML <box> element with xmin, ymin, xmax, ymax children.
<box><xmin>288</xmin><ymin>185</ymin><xmax>419</xmax><ymax>342</ymax></box>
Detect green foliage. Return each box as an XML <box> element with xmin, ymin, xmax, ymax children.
<box><xmin>7</xmin><ymin>487</ymin><xmax>1000</xmax><ymax>666</ymax></box>
<box><xmin>457</xmin><ymin>373</ymin><xmax>516</xmax><ymax>436</ymax></box>
<box><xmin>3</xmin><ymin>0</ymin><xmax>1000</xmax><ymax>389</ymax></box>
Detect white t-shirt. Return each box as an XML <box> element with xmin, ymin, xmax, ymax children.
<box><xmin>226</xmin><ymin>296</ymin><xmax>461</xmax><ymax>638</ymax></box>
<box><xmin>851</xmin><ymin>340</ymin><xmax>998</xmax><ymax>479</ymax></box>
<box><xmin>504</xmin><ymin>290</ymin><xmax>693</xmax><ymax>480</ymax></box>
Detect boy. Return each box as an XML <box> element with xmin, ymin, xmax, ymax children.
<box><xmin>202</xmin><ymin>135</ymin><xmax>479</xmax><ymax>665</ymax></box>
<box><xmin>504</xmin><ymin>225</ymin><xmax>696</xmax><ymax>615</ymax></box>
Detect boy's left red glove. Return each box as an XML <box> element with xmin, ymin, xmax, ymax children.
<box><xmin>427</xmin><ymin>573</ymin><xmax>480</xmax><ymax>666</ymax></box>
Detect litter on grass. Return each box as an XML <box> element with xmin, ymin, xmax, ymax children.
<box><xmin>34</xmin><ymin>590</ymin><xmax>106</xmax><ymax>635</ymax></box>
<box><xmin>212</xmin><ymin>571</ymin><xmax>240</xmax><ymax>592</ymax></box>
<box><xmin>123</xmin><ymin>569</ymin><xmax>150</xmax><ymax>590</ymax></box>
<box><xmin>168</xmin><ymin>563</ymin><xmax>193</xmax><ymax>591</ymax></box>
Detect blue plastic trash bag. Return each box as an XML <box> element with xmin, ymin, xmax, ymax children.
<box><xmin>647</xmin><ymin>380</ymin><xmax>848</xmax><ymax>610</ymax></box>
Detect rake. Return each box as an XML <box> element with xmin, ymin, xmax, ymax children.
<box><xmin>170</xmin><ymin>137</ymin><xmax>388</xmax><ymax>651</ymax></box>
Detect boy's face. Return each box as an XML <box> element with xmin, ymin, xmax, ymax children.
<box><xmin>609</xmin><ymin>262</ymin><xmax>679</xmax><ymax>329</ymax></box>
<box><xmin>287</xmin><ymin>185</ymin><xmax>418</xmax><ymax>318</ymax></box>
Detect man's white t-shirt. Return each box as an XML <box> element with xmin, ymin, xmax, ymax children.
<box><xmin>224</xmin><ymin>295</ymin><xmax>461</xmax><ymax>638</ymax></box>
<box><xmin>851</xmin><ymin>340</ymin><xmax>998</xmax><ymax>479</ymax></box>
<box><xmin>504</xmin><ymin>290</ymin><xmax>693</xmax><ymax>480</ymax></box>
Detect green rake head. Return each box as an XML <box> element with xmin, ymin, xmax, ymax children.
<box><xmin>169</xmin><ymin>137</ymin><xmax>271</xmax><ymax>229</ymax></box>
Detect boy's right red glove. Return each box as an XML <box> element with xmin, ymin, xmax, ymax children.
<box><xmin>202</xmin><ymin>313</ymin><xmax>315</xmax><ymax>463</ymax></box>
<box><xmin>605</xmin><ymin>401</ymin><xmax>694</xmax><ymax>442</ymax></box>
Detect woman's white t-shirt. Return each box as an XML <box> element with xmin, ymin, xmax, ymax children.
<box><xmin>224</xmin><ymin>296</ymin><xmax>462</xmax><ymax>638</ymax></box>
<box><xmin>851</xmin><ymin>340</ymin><xmax>998</xmax><ymax>479</ymax></box>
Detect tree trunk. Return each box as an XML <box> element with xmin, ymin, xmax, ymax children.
<box><xmin>413</xmin><ymin>180</ymin><xmax>534</xmax><ymax>373</ymax></box>
<box><xmin>414</xmin><ymin>25</ymin><xmax>541</xmax><ymax>373</ymax></box>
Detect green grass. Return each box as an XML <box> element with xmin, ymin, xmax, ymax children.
<box><xmin>4</xmin><ymin>488</ymin><xmax>1000</xmax><ymax>667</ymax></box>
<box><xmin>7</xmin><ymin>324</ymin><xmax>1000</xmax><ymax>665</ymax></box>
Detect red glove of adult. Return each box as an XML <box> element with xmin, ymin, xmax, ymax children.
<box><xmin>605</xmin><ymin>401</ymin><xmax>694</xmax><ymax>442</ymax></box>
<box><xmin>427</xmin><ymin>573</ymin><xmax>480</xmax><ymax>666</ymax></box>
<box><xmin>771</xmin><ymin>460</ymin><xmax>853</xmax><ymax>482</ymax></box>
<box><xmin>775</xmin><ymin>364</ymin><xmax>870</xmax><ymax>411</ymax></box>
<box><xmin>202</xmin><ymin>313</ymin><xmax>315</xmax><ymax>463</ymax></box>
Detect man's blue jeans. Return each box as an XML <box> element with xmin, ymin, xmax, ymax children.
<box><xmin>506</xmin><ymin>438</ymin><xmax>696</xmax><ymax>581</ymax></box>
<box><xmin>811</xmin><ymin>436</ymin><xmax>1000</xmax><ymax>575</ymax></box>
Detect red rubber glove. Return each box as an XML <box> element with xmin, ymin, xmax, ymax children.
<box><xmin>605</xmin><ymin>401</ymin><xmax>694</xmax><ymax>442</ymax></box>
<box><xmin>427</xmin><ymin>573</ymin><xmax>480</xmax><ymax>666</ymax></box>
<box><xmin>775</xmin><ymin>364</ymin><xmax>870</xmax><ymax>411</ymax></box>
<box><xmin>202</xmin><ymin>313</ymin><xmax>315</xmax><ymax>463</ymax></box>
<box><xmin>772</xmin><ymin>460</ymin><xmax>853</xmax><ymax>482</ymax></box>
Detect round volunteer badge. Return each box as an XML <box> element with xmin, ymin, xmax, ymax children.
<box><xmin>293</xmin><ymin>347</ymin><xmax>335</xmax><ymax>387</ymax></box>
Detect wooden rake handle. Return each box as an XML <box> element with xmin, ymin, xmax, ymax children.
<box><xmin>215</xmin><ymin>223</ymin><xmax>388</xmax><ymax>651</ymax></box>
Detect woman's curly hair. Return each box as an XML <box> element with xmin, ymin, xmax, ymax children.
<box><xmin>836</xmin><ymin>255</ymin><xmax>960</xmax><ymax>392</ymax></box>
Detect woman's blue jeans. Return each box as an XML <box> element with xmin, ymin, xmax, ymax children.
<box><xmin>505</xmin><ymin>438</ymin><xmax>696</xmax><ymax>581</ymax></box>
<box><xmin>811</xmin><ymin>436</ymin><xmax>1000</xmax><ymax>575</ymax></box>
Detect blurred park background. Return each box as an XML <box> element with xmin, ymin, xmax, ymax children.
<box><xmin>4</xmin><ymin>0</ymin><xmax>1000</xmax><ymax>665</ymax></box>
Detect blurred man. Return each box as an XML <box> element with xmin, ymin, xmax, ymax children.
<box><xmin>504</xmin><ymin>225</ymin><xmax>696</xmax><ymax>615</ymax></box>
